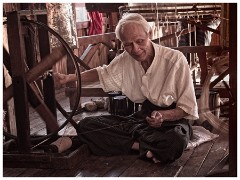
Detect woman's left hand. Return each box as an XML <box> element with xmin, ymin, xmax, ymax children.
<box><xmin>146</xmin><ymin>110</ymin><xmax>164</xmax><ymax>128</ymax></box>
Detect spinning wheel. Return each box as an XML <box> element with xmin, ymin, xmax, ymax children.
<box><xmin>198</xmin><ymin>52</ymin><xmax>230</xmax><ymax>134</ymax></box>
<box><xmin>3</xmin><ymin>15</ymin><xmax>82</xmax><ymax>151</ymax></box>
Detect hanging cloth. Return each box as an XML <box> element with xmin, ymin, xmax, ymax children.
<box><xmin>46</xmin><ymin>3</ymin><xmax>78</xmax><ymax>74</ymax></box>
<box><xmin>46</xmin><ymin>3</ymin><xmax>77</xmax><ymax>49</ymax></box>
<box><xmin>88</xmin><ymin>11</ymin><xmax>103</xmax><ymax>35</ymax></box>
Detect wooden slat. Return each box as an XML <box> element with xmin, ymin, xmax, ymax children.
<box><xmin>197</xmin><ymin>131</ymin><xmax>229</xmax><ymax>176</ymax></box>
<box><xmin>178</xmin><ymin>141</ymin><xmax>214</xmax><ymax>177</ymax></box>
<box><xmin>121</xmin><ymin>159</ymin><xmax>164</xmax><ymax>177</ymax></box>
<box><xmin>197</xmin><ymin>51</ymin><xmax>208</xmax><ymax>84</ymax></box>
<box><xmin>3</xmin><ymin>46</ymin><xmax>67</xmax><ymax>103</ymax></box>
<box><xmin>173</xmin><ymin>46</ymin><xmax>222</xmax><ymax>53</ymax></box>
<box><xmin>153</xmin><ymin>26</ymin><xmax>195</xmax><ymax>43</ymax></box>
<box><xmin>80</xmin><ymin>43</ymin><xmax>101</xmax><ymax>68</ymax></box>
<box><xmin>3</xmin><ymin>168</ymin><xmax>27</xmax><ymax>177</ymax></box>
<box><xmin>78</xmin><ymin>32</ymin><xmax>116</xmax><ymax>48</ymax></box>
<box><xmin>102</xmin><ymin>154</ymin><xmax>138</xmax><ymax>177</ymax></box>
<box><xmin>66</xmin><ymin>87</ymin><xmax>108</xmax><ymax>97</ymax></box>
<box><xmin>82</xmin><ymin>88</ymin><xmax>108</xmax><ymax>97</ymax></box>
<box><xmin>76</xmin><ymin>155</ymin><xmax>137</xmax><ymax>177</ymax></box>
<box><xmin>17</xmin><ymin>168</ymin><xmax>46</xmax><ymax>177</ymax></box>
<box><xmin>228</xmin><ymin>4</ymin><xmax>237</xmax><ymax>176</ymax></box>
<box><xmin>24</xmin><ymin>168</ymin><xmax>56</xmax><ymax>177</ymax></box>
<box><xmin>77</xmin><ymin>154</ymin><xmax>137</xmax><ymax>177</ymax></box>
<box><xmin>120</xmin><ymin>148</ymin><xmax>194</xmax><ymax>177</ymax></box>
<box><xmin>210</xmin><ymin>69</ymin><xmax>229</xmax><ymax>89</ymax></box>
<box><xmin>7</xmin><ymin>11</ymin><xmax>31</xmax><ymax>152</ymax></box>
<box><xmin>4</xmin><ymin>144</ymin><xmax>90</xmax><ymax>170</ymax></box>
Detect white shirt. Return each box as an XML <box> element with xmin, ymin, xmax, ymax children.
<box><xmin>96</xmin><ymin>42</ymin><xmax>199</xmax><ymax>120</ymax></box>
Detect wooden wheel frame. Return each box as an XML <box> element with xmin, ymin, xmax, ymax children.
<box><xmin>198</xmin><ymin>52</ymin><xmax>230</xmax><ymax>135</ymax></box>
<box><xmin>3</xmin><ymin>17</ymin><xmax>81</xmax><ymax>147</ymax></box>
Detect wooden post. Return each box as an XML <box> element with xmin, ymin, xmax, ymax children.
<box><xmin>197</xmin><ymin>52</ymin><xmax>208</xmax><ymax>85</ymax></box>
<box><xmin>37</xmin><ymin>14</ymin><xmax>58</xmax><ymax>133</ymax></box>
<box><xmin>7</xmin><ymin>11</ymin><xmax>31</xmax><ymax>153</ymax></box>
<box><xmin>228</xmin><ymin>3</ymin><xmax>237</xmax><ymax>177</ymax></box>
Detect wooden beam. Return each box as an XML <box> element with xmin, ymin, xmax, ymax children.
<box><xmin>173</xmin><ymin>45</ymin><xmax>222</xmax><ymax>53</ymax></box>
<box><xmin>37</xmin><ymin>14</ymin><xmax>58</xmax><ymax>133</ymax></box>
<box><xmin>7</xmin><ymin>11</ymin><xmax>30</xmax><ymax>153</ymax></box>
<box><xmin>173</xmin><ymin>46</ymin><xmax>222</xmax><ymax>85</ymax></box>
<box><xmin>3</xmin><ymin>46</ymin><xmax>67</xmax><ymax>103</ymax></box>
<box><xmin>78</xmin><ymin>32</ymin><xmax>116</xmax><ymax>49</ymax></box>
<box><xmin>152</xmin><ymin>26</ymin><xmax>195</xmax><ymax>43</ymax></box>
<box><xmin>228</xmin><ymin>3</ymin><xmax>237</xmax><ymax>177</ymax></box>
<box><xmin>210</xmin><ymin>69</ymin><xmax>229</xmax><ymax>89</ymax></box>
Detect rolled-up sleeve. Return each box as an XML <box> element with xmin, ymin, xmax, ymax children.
<box><xmin>96</xmin><ymin>56</ymin><xmax>123</xmax><ymax>92</ymax></box>
<box><xmin>175</xmin><ymin>55</ymin><xmax>199</xmax><ymax>120</ymax></box>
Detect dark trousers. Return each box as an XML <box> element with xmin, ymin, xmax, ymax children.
<box><xmin>77</xmin><ymin>100</ymin><xmax>192</xmax><ymax>163</ymax></box>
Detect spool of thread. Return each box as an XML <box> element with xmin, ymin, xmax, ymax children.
<box><xmin>48</xmin><ymin>137</ymin><xmax>72</xmax><ymax>153</ymax></box>
<box><xmin>113</xmin><ymin>95</ymin><xmax>128</xmax><ymax>116</ymax></box>
<box><xmin>108</xmin><ymin>91</ymin><xmax>122</xmax><ymax>114</ymax></box>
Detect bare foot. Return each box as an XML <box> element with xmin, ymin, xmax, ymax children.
<box><xmin>146</xmin><ymin>151</ymin><xmax>160</xmax><ymax>163</ymax></box>
<box><xmin>131</xmin><ymin>142</ymin><xmax>139</xmax><ymax>150</ymax></box>
<box><xmin>131</xmin><ymin>143</ymin><xmax>160</xmax><ymax>163</ymax></box>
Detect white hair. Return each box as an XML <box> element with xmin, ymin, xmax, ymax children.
<box><xmin>115</xmin><ymin>13</ymin><xmax>151</xmax><ymax>41</ymax></box>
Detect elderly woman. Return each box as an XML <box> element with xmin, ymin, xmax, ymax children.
<box><xmin>55</xmin><ymin>13</ymin><xmax>198</xmax><ymax>163</ymax></box>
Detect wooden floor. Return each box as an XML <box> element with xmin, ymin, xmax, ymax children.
<box><xmin>3</xmin><ymin>90</ymin><xmax>229</xmax><ymax>177</ymax></box>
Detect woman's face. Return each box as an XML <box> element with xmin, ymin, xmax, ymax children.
<box><xmin>120</xmin><ymin>23</ymin><xmax>153</xmax><ymax>63</ymax></box>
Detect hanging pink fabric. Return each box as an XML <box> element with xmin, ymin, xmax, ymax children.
<box><xmin>88</xmin><ymin>11</ymin><xmax>103</xmax><ymax>35</ymax></box>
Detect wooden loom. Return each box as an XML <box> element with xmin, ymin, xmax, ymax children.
<box><xmin>3</xmin><ymin>11</ymin><xmax>89</xmax><ymax>169</ymax></box>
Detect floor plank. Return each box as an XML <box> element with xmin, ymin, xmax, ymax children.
<box><xmin>17</xmin><ymin>168</ymin><xmax>47</xmax><ymax>177</ymax></box>
<box><xmin>77</xmin><ymin>154</ymin><xmax>138</xmax><ymax>177</ymax></box>
<box><xmin>197</xmin><ymin>130</ymin><xmax>229</xmax><ymax>176</ymax></box>
<box><xmin>102</xmin><ymin>154</ymin><xmax>139</xmax><ymax>177</ymax></box>
<box><xmin>3</xmin><ymin>168</ymin><xmax>28</xmax><ymax>177</ymax></box>
<box><xmin>178</xmin><ymin>141</ymin><xmax>214</xmax><ymax>177</ymax></box>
